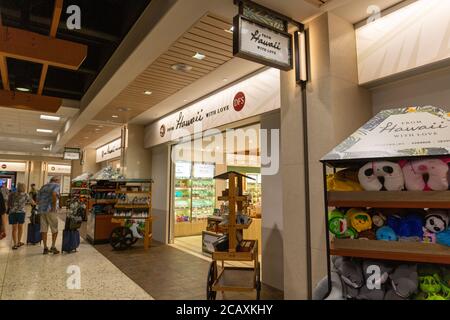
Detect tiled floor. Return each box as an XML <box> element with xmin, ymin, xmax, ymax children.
<box><xmin>94</xmin><ymin>236</ymin><xmax>283</xmax><ymax>300</ymax></box>
<box><xmin>0</xmin><ymin>212</ymin><xmax>153</xmax><ymax>300</ymax></box>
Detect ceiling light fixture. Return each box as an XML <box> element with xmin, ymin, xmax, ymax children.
<box><xmin>224</xmin><ymin>26</ymin><xmax>234</xmax><ymax>34</ymax></box>
<box><xmin>192</xmin><ymin>52</ymin><xmax>206</xmax><ymax>60</ymax></box>
<box><xmin>223</xmin><ymin>78</ymin><xmax>228</xmax><ymax>82</ymax></box>
<box><xmin>144</xmin><ymin>91</ymin><xmax>152</xmax><ymax>95</ymax></box>
<box><xmin>42</xmin><ymin>146</ymin><xmax>51</xmax><ymax>151</ymax></box>
<box><xmin>16</xmin><ymin>87</ymin><xmax>31</xmax><ymax>92</ymax></box>
<box><xmin>117</xmin><ymin>107</ymin><xmax>132</xmax><ymax>112</ymax></box>
<box><xmin>36</xmin><ymin>129</ymin><xmax>53</xmax><ymax>133</ymax></box>
<box><xmin>40</xmin><ymin>115</ymin><xmax>60</xmax><ymax>121</ymax></box>
<box><xmin>112</xmin><ymin>115</ymin><xmax>119</xmax><ymax>118</ymax></box>
<box><xmin>171</xmin><ymin>63</ymin><xmax>193</xmax><ymax>72</ymax></box>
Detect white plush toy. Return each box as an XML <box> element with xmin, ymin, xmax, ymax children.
<box><xmin>401</xmin><ymin>159</ymin><xmax>449</xmax><ymax>191</ymax></box>
<box><xmin>424</xmin><ymin>209</ymin><xmax>449</xmax><ymax>233</ymax></box>
<box><xmin>358</xmin><ymin>161</ymin><xmax>405</xmax><ymax>191</ymax></box>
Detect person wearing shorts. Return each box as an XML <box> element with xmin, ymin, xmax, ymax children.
<box><xmin>37</xmin><ymin>177</ymin><xmax>61</xmax><ymax>255</ymax></box>
<box><xmin>8</xmin><ymin>183</ymin><xmax>35</xmax><ymax>250</ymax></box>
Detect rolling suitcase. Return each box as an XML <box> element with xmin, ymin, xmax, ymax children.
<box><xmin>27</xmin><ymin>223</ymin><xmax>41</xmax><ymax>245</ymax></box>
<box><xmin>62</xmin><ymin>229</ymin><xmax>80</xmax><ymax>253</ymax></box>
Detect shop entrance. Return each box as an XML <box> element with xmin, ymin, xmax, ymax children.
<box><xmin>169</xmin><ymin>124</ymin><xmax>262</xmax><ymax>258</ymax></box>
<box><xmin>0</xmin><ymin>171</ymin><xmax>17</xmax><ymax>190</ymax></box>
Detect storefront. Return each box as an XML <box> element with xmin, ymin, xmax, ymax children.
<box><xmin>145</xmin><ymin>68</ymin><xmax>280</xmax><ymax>256</ymax></box>
<box><xmin>47</xmin><ymin>164</ymin><xmax>72</xmax><ymax>193</ymax></box>
<box><xmin>0</xmin><ymin>161</ymin><xmax>26</xmax><ymax>190</ymax></box>
<box><xmin>96</xmin><ymin>138</ymin><xmax>122</xmax><ymax>170</ymax></box>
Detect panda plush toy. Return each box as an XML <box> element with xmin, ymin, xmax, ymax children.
<box><xmin>358</xmin><ymin>161</ymin><xmax>405</xmax><ymax>191</ymax></box>
<box><xmin>424</xmin><ymin>210</ymin><xmax>449</xmax><ymax>234</ymax></box>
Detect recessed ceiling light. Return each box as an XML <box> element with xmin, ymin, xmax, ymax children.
<box><xmin>224</xmin><ymin>26</ymin><xmax>234</xmax><ymax>34</ymax></box>
<box><xmin>144</xmin><ymin>91</ymin><xmax>152</xmax><ymax>95</ymax></box>
<box><xmin>95</xmin><ymin>128</ymin><xmax>101</xmax><ymax>131</ymax></box>
<box><xmin>42</xmin><ymin>146</ymin><xmax>51</xmax><ymax>151</ymax></box>
<box><xmin>117</xmin><ymin>107</ymin><xmax>132</xmax><ymax>112</ymax></box>
<box><xmin>40</xmin><ymin>115</ymin><xmax>60</xmax><ymax>121</ymax></box>
<box><xmin>84</xmin><ymin>136</ymin><xmax>89</xmax><ymax>139</ymax></box>
<box><xmin>192</xmin><ymin>52</ymin><xmax>206</xmax><ymax>60</ymax></box>
<box><xmin>171</xmin><ymin>63</ymin><xmax>193</xmax><ymax>72</ymax></box>
<box><xmin>112</xmin><ymin>115</ymin><xmax>119</xmax><ymax>118</ymax></box>
<box><xmin>16</xmin><ymin>87</ymin><xmax>31</xmax><ymax>92</ymax></box>
<box><xmin>183</xmin><ymin>99</ymin><xmax>188</xmax><ymax>102</ymax></box>
<box><xmin>223</xmin><ymin>78</ymin><xmax>228</xmax><ymax>82</ymax></box>
<box><xmin>36</xmin><ymin>129</ymin><xmax>53</xmax><ymax>133</ymax></box>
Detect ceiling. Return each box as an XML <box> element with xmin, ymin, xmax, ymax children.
<box><xmin>0</xmin><ymin>0</ymin><xmax>151</xmax><ymax>100</ymax></box>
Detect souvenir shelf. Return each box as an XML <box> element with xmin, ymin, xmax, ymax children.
<box><xmin>69</xmin><ymin>180</ymin><xmax>90</xmax><ymax>221</ymax></box>
<box><xmin>86</xmin><ymin>179</ymin><xmax>153</xmax><ymax>249</ymax></box>
<box><xmin>320</xmin><ymin>106</ymin><xmax>450</xmax><ymax>297</ymax></box>
<box><xmin>206</xmin><ymin>171</ymin><xmax>260</xmax><ymax>300</ymax></box>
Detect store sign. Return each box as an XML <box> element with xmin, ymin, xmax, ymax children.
<box><xmin>175</xmin><ymin>162</ymin><xmax>191</xmax><ymax>179</ymax></box>
<box><xmin>233</xmin><ymin>15</ymin><xmax>292</xmax><ymax>71</ymax></box>
<box><xmin>96</xmin><ymin>138</ymin><xmax>122</xmax><ymax>163</ymax></box>
<box><xmin>63</xmin><ymin>148</ymin><xmax>80</xmax><ymax>160</ymax></box>
<box><xmin>48</xmin><ymin>164</ymin><xmax>71</xmax><ymax>174</ymax></box>
<box><xmin>322</xmin><ymin>106</ymin><xmax>450</xmax><ymax>161</ymax></box>
<box><xmin>0</xmin><ymin>162</ymin><xmax>26</xmax><ymax>172</ymax></box>
<box><xmin>145</xmin><ymin>68</ymin><xmax>280</xmax><ymax>148</ymax></box>
<box><xmin>193</xmin><ymin>163</ymin><xmax>215</xmax><ymax>179</ymax></box>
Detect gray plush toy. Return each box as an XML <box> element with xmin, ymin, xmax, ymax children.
<box><xmin>388</xmin><ymin>264</ymin><xmax>418</xmax><ymax>299</ymax></box>
<box><xmin>332</xmin><ymin>256</ymin><xmax>364</xmax><ymax>299</ymax></box>
<box><xmin>357</xmin><ymin>260</ymin><xmax>395</xmax><ymax>300</ymax></box>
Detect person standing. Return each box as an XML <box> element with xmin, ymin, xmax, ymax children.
<box><xmin>37</xmin><ymin>177</ymin><xmax>60</xmax><ymax>254</ymax></box>
<box><xmin>29</xmin><ymin>183</ymin><xmax>38</xmax><ymax>211</ymax></box>
<box><xmin>8</xmin><ymin>183</ymin><xmax>35</xmax><ymax>249</ymax></box>
<box><xmin>0</xmin><ymin>192</ymin><xmax>7</xmax><ymax>240</ymax></box>
<box><xmin>1</xmin><ymin>184</ymin><xmax>9</xmax><ymax>203</ymax></box>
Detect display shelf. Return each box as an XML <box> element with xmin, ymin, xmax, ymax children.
<box><xmin>90</xmin><ymin>199</ymin><xmax>117</xmax><ymax>204</ymax></box>
<box><xmin>331</xmin><ymin>239</ymin><xmax>450</xmax><ymax>265</ymax></box>
<box><xmin>112</xmin><ymin>216</ymin><xmax>150</xmax><ymax>219</ymax></box>
<box><xmin>91</xmin><ymin>189</ymin><xmax>117</xmax><ymax>192</ymax></box>
<box><xmin>217</xmin><ymin>196</ymin><xmax>248</xmax><ymax>202</ymax></box>
<box><xmin>218</xmin><ymin>221</ymin><xmax>253</xmax><ymax>231</ymax></box>
<box><xmin>115</xmin><ymin>204</ymin><xmax>150</xmax><ymax>209</ymax></box>
<box><xmin>213</xmin><ymin>267</ymin><xmax>255</xmax><ymax>292</ymax></box>
<box><xmin>116</xmin><ymin>191</ymin><xmax>151</xmax><ymax>194</ymax></box>
<box><xmin>328</xmin><ymin>191</ymin><xmax>450</xmax><ymax>208</ymax></box>
<box><xmin>212</xmin><ymin>240</ymin><xmax>257</xmax><ymax>261</ymax></box>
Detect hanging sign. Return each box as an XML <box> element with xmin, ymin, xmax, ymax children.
<box><xmin>63</xmin><ymin>148</ymin><xmax>80</xmax><ymax>160</ymax></box>
<box><xmin>96</xmin><ymin>138</ymin><xmax>122</xmax><ymax>163</ymax></box>
<box><xmin>145</xmin><ymin>68</ymin><xmax>280</xmax><ymax>148</ymax></box>
<box><xmin>233</xmin><ymin>15</ymin><xmax>293</xmax><ymax>71</ymax></box>
<box><xmin>322</xmin><ymin>106</ymin><xmax>450</xmax><ymax>161</ymax></box>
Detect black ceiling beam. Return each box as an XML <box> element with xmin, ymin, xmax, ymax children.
<box><xmin>0</xmin><ymin>7</ymin><xmax>120</xmax><ymax>44</ymax></box>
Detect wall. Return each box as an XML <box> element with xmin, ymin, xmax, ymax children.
<box><xmin>123</xmin><ymin>125</ymin><xmax>152</xmax><ymax>179</ymax></box>
<box><xmin>372</xmin><ymin>65</ymin><xmax>450</xmax><ymax>114</ymax></box>
<box><xmin>260</xmin><ymin>111</ymin><xmax>283</xmax><ymax>291</ymax></box>
<box><xmin>151</xmin><ymin>144</ymin><xmax>170</xmax><ymax>243</ymax></box>
<box><xmin>355</xmin><ymin>0</ymin><xmax>450</xmax><ymax>85</ymax></box>
<box><xmin>71</xmin><ymin>148</ymin><xmax>100</xmax><ymax>180</ymax></box>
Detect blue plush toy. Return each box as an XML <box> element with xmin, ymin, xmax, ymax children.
<box><xmin>376</xmin><ymin>226</ymin><xmax>398</xmax><ymax>241</ymax></box>
<box><xmin>387</xmin><ymin>214</ymin><xmax>423</xmax><ymax>240</ymax></box>
<box><xmin>437</xmin><ymin>229</ymin><xmax>450</xmax><ymax>246</ymax></box>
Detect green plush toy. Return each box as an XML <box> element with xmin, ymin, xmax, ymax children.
<box><xmin>328</xmin><ymin>209</ymin><xmax>357</xmax><ymax>239</ymax></box>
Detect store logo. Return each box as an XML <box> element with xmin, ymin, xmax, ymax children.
<box><xmin>233</xmin><ymin>92</ymin><xmax>246</xmax><ymax>112</ymax></box>
<box><xmin>1</xmin><ymin>164</ymin><xmax>6</xmax><ymax>169</ymax></box>
<box><xmin>160</xmin><ymin>125</ymin><xmax>166</xmax><ymax>138</ymax></box>
<box><xmin>51</xmin><ymin>166</ymin><xmax>56</xmax><ymax>171</ymax></box>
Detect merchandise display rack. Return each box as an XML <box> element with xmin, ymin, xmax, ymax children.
<box><xmin>206</xmin><ymin>171</ymin><xmax>261</xmax><ymax>300</ymax></box>
<box><xmin>69</xmin><ymin>180</ymin><xmax>90</xmax><ymax>221</ymax></box>
<box><xmin>320</xmin><ymin>107</ymin><xmax>450</xmax><ymax>298</ymax></box>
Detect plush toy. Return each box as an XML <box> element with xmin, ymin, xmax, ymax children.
<box><xmin>332</xmin><ymin>256</ymin><xmax>364</xmax><ymax>289</ymax></box>
<box><xmin>422</xmin><ymin>229</ymin><xmax>437</xmax><ymax>243</ymax></box>
<box><xmin>369</xmin><ymin>209</ymin><xmax>387</xmax><ymax>228</ymax></box>
<box><xmin>387</xmin><ymin>214</ymin><xmax>423</xmax><ymax>241</ymax></box>
<box><xmin>358</xmin><ymin>230</ymin><xmax>376</xmax><ymax>240</ymax></box>
<box><xmin>437</xmin><ymin>229</ymin><xmax>450</xmax><ymax>246</ymax></box>
<box><xmin>401</xmin><ymin>158</ymin><xmax>450</xmax><ymax>191</ymax></box>
<box><xmin>312</xmin><ymin>271</ymin><xmax>345</xmax><ymax>300</ymax></box>
<box><xmin>424</xmin><ymin>210</ymin><xmax>449</xmax><ymax>233</ymax></box>
<box><xmin>346</xmin><ymin>208</ymin><xmax>372</xmax><ymax>233</ymax></box>
<box><xmin>327</xmin><ymin>169</ymin><xmax>363</xmax><ymax>192</ymax></box>
<box><xmin>328</xmin><ymin>209</ymin><xmax>357</xmax><ymax>239</ymax></box>
<box><xmin>389</xmin><ymin>264</ymin><xmax>418</xmax><ymax>299</ymax></box>
<box><xmin>358</xmin><ymin>161</ymin><xmax>405</xmax><ymax>191</ymax></box>
<box><xmin>376</xmin><ymin>226</ymin><xmax>398</xmax><ymax>241</ymax></box>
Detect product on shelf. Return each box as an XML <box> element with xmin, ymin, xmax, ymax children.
<box><xmin>92</xmin><ymin>166</ymin><xmax>124</xmax><ymax>180</ymax></box>
<box><xmin>376</xmin><ymin>226</ymin><xmax>398</xmax><ymax>241</ymax></box>
<box><xmin>424</xmin><ymin>209</ymin><xmax>449</xmax><ymax>233</ymax></box>
<box><xmin>400</xmin><ymin>158</ymin><xmax>450</xmax><ymax>191</ymax></box>
<box><xmin>327</xmin><ymin>168</ymin><xmax>363</xmax><ymax>192</ymax></box>
<box><xmin>358</xmin><ymin>161</ymin><xmax>405</xmax><ymax>191</ymax></box>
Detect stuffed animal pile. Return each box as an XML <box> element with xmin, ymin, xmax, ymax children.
<box><xmin>328</xmin><ymin>208</ymin><xmax>450</xmax><ymax>247</ymax></box>
<box><xmin>357</xmin><ymin>158</ymin><xmax>450</xmax><ymax>191</ymax></box>
<box><xmin>313</xmin><ymin>258</ymin><xmax>450</xmax><ymax>300</ymax></box>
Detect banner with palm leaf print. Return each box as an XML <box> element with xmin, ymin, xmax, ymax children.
<box><xmin>322</xmin><ymin>106</ymin><xmax>450</xmax><ymax>161</ymax></box>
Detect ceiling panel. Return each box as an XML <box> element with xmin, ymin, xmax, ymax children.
<box><xmin>65</xmin><ymin>124</ymin><xmax>117</xmax><ymax>149</ymax></box>
<box><xmin>91</xmin><ymin>13</ymin><xmax>233</xmax><ymax>124</ymax></box>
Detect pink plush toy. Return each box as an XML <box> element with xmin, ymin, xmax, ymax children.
<box><xmin>400</xmin><ymin>158</ymin><xmax>450</xmax><ymax>191</ymax></box>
